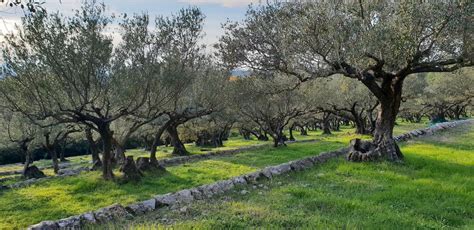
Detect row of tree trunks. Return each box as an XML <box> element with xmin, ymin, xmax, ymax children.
<box><xmin>195</xmin><ymin>130</ymin><xmax>228</xmax><ymax>148</ymax></box>
<box><xmin>299</xmin><ymin>126</ymin><xmax>308</xmax><ymax>135</ymax></box>
<box><xmin>239</xmin><ymin>128</ymin><xmax>269</xmax><ymax>141</ymax></box>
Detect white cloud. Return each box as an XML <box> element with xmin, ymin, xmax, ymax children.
<box><xmin>178</xmin><ymin>0</ymin><xmax>260</xmax><ymax>8</ymax></box>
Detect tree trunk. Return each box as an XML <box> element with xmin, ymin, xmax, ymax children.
<box><xmin>150</xmin><ymin>123</ymin><xmax>170</xmax><ymax>163</ymax></box>
<box><xmin>430</xmin><ymin>111</ymin><xmax>447</xmax><ymax>123</ymax></box>
<box><xmin>354</xmin><ymin>119</ymin><xmax>365</xmax><ymax>134</ymax></box>
<box><xmin>240</xmin><ymin>129</ymin><xmax>251</xmax><ymax>140</ymax></box>
<box><xmin>59</xmin><ymin>140</ymin><xmax>67</xmax><ymax>162</ymax></box>
<box><xmin>299</xmin><ymin>126</ymin><xmax>308</xmax><ymax>135</ymax></box>
<box><xmin>273</xmin><ymin>137</ymin><xmax>279</xmax><ymax>147</ymax></box>
<box><xmin>289</xmin><ymin>126</ymin><xmax>295</xmax><ymax>141</ymax></box>
<box><xmin>354</xmin><ymin>117</ymin><xmax>371</xmax><ymax>135</ymax></box>
<box><xmin>331</xmin><ymin>119</ymin><xmax>340</xmax><ymax>131</ymax></box>
<box><xmin>51</xmin><ymin>149</ymin><xmax>59</xmax><ymax>174</ymax></box>
<box><xmin>98</xmin><ymin>123</ymin><xmax>114</xmax><ymax>180</ymax></box>
<box><xmin>372</xmin><ymin>99</ymin><xmax>403</xmax><ymax>161</ymax></box>
<box><xmin>342</xmin><ymin>119</ymin><xmax>350</xmax><ymax>126</ymax></box>
<box><xmin>44</xmin><ymin>133</ymin><xmax>60</xmax><ymax>174</ymax></box>
<box><xmin>85</xmin><ymin>128</ymin><xmax>102</xmax><ymax>170</ymax></box>
<box><xmin>348</xmin><ymin>76</ymin><xmax>404</xmax><ymax>162</ymax></box>
<box><xmin>22</xmin><ymin>150</ymin><xmax>31</xmax><ymax>177</ymax></box>
<box><xmin>257</xmin><ymin>133</ymin><xmax>269</xmax><ymax>141</ymax></box>
<box><xmin>120</xmin><ymin>156</ymin><xmax>143</xmax><ymax>182</ymax></box>
<box><xmin>322</xmin><ymin>120</ymin><xmax>331</xmax><ymax>135</ymax></box>
<box><xmin>112</xmin><ymin>138</ymin><xmax>126</xmax><ymax>166</ymax></box>
<box><xmin>167</xmin><ymin>124</ymin><xmax>189</xmax><ymax>156</ymax></box>
<box><xmin>272</xmin><ymin>129</ymin><xmax>287</xmax><ymax>147</ymax></box>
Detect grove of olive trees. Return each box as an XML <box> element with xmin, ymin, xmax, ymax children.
<box><xmin>0</xmin><ymin>0</ymin><xmax>472</xmax><ymax>182</ymax></box>
<box><xmin>0</xmin><ymin>1</ymin><xmax>473</xmax><ymax>229</ymax></box>
<box><xmin>218</xmin><ymin>0</ymin><xmax>472</xmax><ymax>162</ymax></box>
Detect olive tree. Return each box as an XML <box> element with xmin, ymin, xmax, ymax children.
<box><xmin>399</xmin><ymin>74</ymin><xmax>430</xmax><ymax>123</ymax></box>
<box><xmin>0</xmin><ymin>110</ymin><xmax>39</xmax><ymax>177</ymax></box>
<box><xmin>319</xmin><ymin>76</ymin><xmax>378</xmax><ymax>134</ymax></box>
<box><xmin>107</xmin><ymin>13</ymin><xmax>173</xmax><ymax>165</ymax></box>
<box><xmin>0</xmin><ymin>2</ymin><xmax>153</xmax><ymax>180</ymax></box>
<box><xmin>422</xmin><ymin>70</ymin><xmax>473</xmax><ymax>121</ymax></box>
<box><xmin>144</xmin><ymin>8</ymin><xmax>226</xmax><ymax>157</ymax></box>
<box><xmin>218</xmin><ymin>0</ymin><xmax>473</xmax><ymax>162</ymax></box>
<box><xmin>230</xmin><ymin>74</ymin><xmax>313</xmax><ymax>147</ymax></box>
<box><xmin>183</xmin><ymin>110</ymin><xmax>235</xmax><ymax>148</ymax></box>
<box><xmin>401</xmin><ymin>70</ymin><xmax>473</xmax><ymax>122</ymax></box>
<box><xmin>39</xmin><ymin>122</ymin><xmax>80</xmax><ymax>174</ymax></box>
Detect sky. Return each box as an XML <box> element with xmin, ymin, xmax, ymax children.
<box><xmin>0</xmin><ymin>0</ymin><xmax>261</xmax><ymax>48</ymax></box>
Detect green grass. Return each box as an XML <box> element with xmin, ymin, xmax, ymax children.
<box><xmin>124</xmin><ymin>135</ymin><xmax>265</xmax><ymax>160</ymax></box>
<box><xmin>393</xmin><ymin>120</ymin><xmax>429</xmax><ymax>136</ymax></box>
<box><xmin>0</xmin><ymin>120</ymin><xmax>424</xmax><ymax>175</ymax></box>
<box><xmin>112</xmin><ymin>123</ymin><xmax>474</xmax><ymax>229</ymax></box>
<box><xmin>0</xmin><ymin>128</ymin><xmax>368</xmax><ymax>229</ymax></box>
<box><xmin>0</xmin><ymin>121</ymin><xmax>447</xmax><ymax>229</ymax></box>
<box><xmin>0</xmin><ymin>131</ymin><xmax>305</xmax><ymax>176</ymax></box>
<box><xmin>0</xmin><ymin>156</ymin><xmax>91</xmax><ymax>174</ymax></box>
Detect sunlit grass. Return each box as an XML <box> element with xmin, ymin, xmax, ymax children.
<box><xmin>0</xmin><ymin>121</ymin><xmax>423</xmax><ymax>174</ymax></box>
<box><xmin>114</xmin><ymin>124</ymin><xmax>474</xmax><ymax>229</ymax></box>
<box><xmin>1</xmin><ymin>121</ymin><xmax>456</xmax><ymax>229</ymax></box>
<box><xmin>0</xmin><ymin>129</ymin><xmax>360</xmax><ymax>229</ymax></box>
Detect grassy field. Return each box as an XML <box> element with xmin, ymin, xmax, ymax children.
<box><xmin>0</xmin><ymin>130</ymin><xmax>318</xmax><ymax>176</ymax></box>
<box><xmin>0</xmin><ymin>120</ymin><xmax>425</xmax><ymax>175</ymax></box>
<box><xmin>1</xmin><ymin>121</ymin><xmax>456</xmax><ymax>229</ymax></box>
<box><xmin>0</xmin><ymin>137</ymin><xmax>259</xmax><ymax>175</ymax></box>
<box><xmin>392</xmin><ymin>119</ymin><xmax>430</xmax><ymax>136</ymax></box>
<box><xmin>0</xmin><ymin>127</ymin><xmax>368</xmax><ymax>229</ymax></box>
<box><xmin>107</xmin><ymin>123</ymin><xmax>474</xmax><ymax>229</ymax></box>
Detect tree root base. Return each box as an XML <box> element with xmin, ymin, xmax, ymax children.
<box><xmin>23</xmin><ymin>166</ymin><xmax>46</xmax><ymax>179</ymax></box>
<box><xmin>120</xmin><ymin>156</ymin><xmax>143</xmax><ymax>182</ymax></box>
<box><xmin>138</xmin><ymin>157</ymin><xmax>167</xmax><ymax>173</ymax></box>
<box><xmin>347</xmin><ymin>138</ymin><xmax>403</xmax><ymax>162</ymax></box>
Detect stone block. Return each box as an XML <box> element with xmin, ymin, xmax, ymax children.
<box><xmin>155</xmin><ymin>193</ymin><xmax>177</xmax><ymax>207</ymax></box>
<box><xmin>28</xmin><ymin>221</ymin><xmax>59</xmax><ymax>230</ymax></box>
<box><xmin>175</xmin><ymin>189</ymin><xmax>194</xmax><ymax>203</ymax></box>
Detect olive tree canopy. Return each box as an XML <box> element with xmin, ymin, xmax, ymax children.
<box><xmin>0</xmin><ymin>2</ymin><xmax>156</xmax><ymax>179</ymax></box>
<box><xmin>218</xmin><ymin>0</ymin><xmax>473</xmax><ymax>162</ymax></box>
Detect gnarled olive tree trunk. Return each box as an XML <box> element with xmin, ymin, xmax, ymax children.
<box><xmin>372</xmin><ymin>96</ymin><xmax>403</xmax><ymax>161</ymax></box>
<box><xmin>289</xmin><ymin>125</ymin><xmax>295</xmax><ymax>141</ymax></box>
<box><xmin>21</xmin><ymin>141</ymin><xmax>32</xmax><ymax>176</ymax></box>
<box><xmin>43</xmin><ymin>134</ymin><xmax>60</xmax><ymax>174</ymax></box>
<box><xmin>98</xmin><ymin>123</ymin><xmax>114</xmax><ymax>180</ymax></box>
<box><xmin>85</xmin><ymin>128</ymin><xmax>102</xmax><ymax>170</ymax></box>
<box><xmin>348</xmin><ymin>77</ymin><xmax>404</xmax><ymax>162</ymax></box>
<box><xmin>167</xmin><ymin>124</ymin><xmax>189</xmax><ymax>156</ymax></box>
<box><xmin>112</xmin><ymin>138</ymin><xmax>126</xmax><ymax>166</ymax></box>
<box><xmin>149</xmin><ymin>122</ymin><xmax>171</xmax><ymax>164</ymax></box>
<box><xmin>321</xmin><ymin>113</ymin><xmax>332</xmax><ymax>135</ymax></box>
